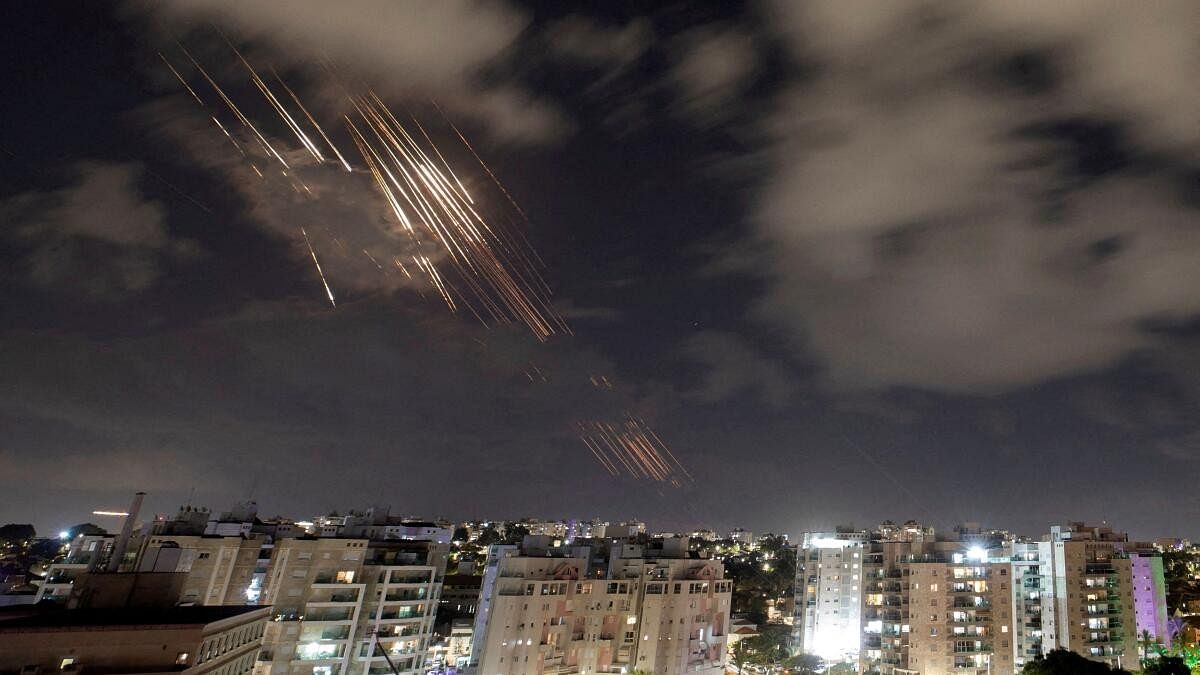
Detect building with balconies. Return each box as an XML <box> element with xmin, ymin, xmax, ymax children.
<box><xmin>792</xmin><ymin>531</ymin><xmax>866</xmax><ymax>664</ymax></box>
<box><xmin>858</xmin><ymin>529</ymin><xmax>1014</xmax><ymax>675</ymax></box>
<box><xmin>254</xmin><ymin>536</ymin><xmax>447</xmax><ymax>675</ymax></box>
<box><xmin>472</xmin><ymin>537</ymin><xmax>731</xmax><ymax>675</ymax></box>
<box><xmin>1009</xmin><ymin>542</ymin><xmax>1045</xmax><ymax>667</ymax></box>
<box><xmin>1036</xmin><ymin>523</ymin><xmax>1138</xmax><ymax>668</ymax></box>
<box><xmin>33</xmin><ymin>534</ymin><xmax>115</xmax><ymax>604</ymax></box>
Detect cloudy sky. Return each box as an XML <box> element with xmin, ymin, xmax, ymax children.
<box><xmin>4</xmin><ymin>1</ymin><xmax>1200</xmax><ymax>539</ymax></box>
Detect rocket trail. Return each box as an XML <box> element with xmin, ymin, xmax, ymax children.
<box><xmin>164</xmin><ymin>40</ymin><xmax>688</xmax><ymax>486</ymax></box>
<box><xmin>300</xmin><ymin>227</ymin><xmax>337</xmax><ymax>308</ymax></box>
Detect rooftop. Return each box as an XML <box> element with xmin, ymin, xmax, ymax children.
<box><xmin>0</xmin><ymin>605</ymin><xmax>267</xmax><ymax>630</ymax></box>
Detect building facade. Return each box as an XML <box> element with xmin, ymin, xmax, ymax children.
<box><xmin>793</xmin><ymin>531</ymin><xmax>867</xmax><ymax>663</ymax></box>
<box><xmin>254</xmin><ymin>537</ymin><xmax>446</xmax><ymax>675</ymax></box>
<box><xmin>0</xmin><ymin>605</ymin><xmax>269</xmax><ymax>675</ymax></box>
<box><xmin>34</xmin><ymin>534</ymin><xmax>115</xmax><ymax>604</ymax></box>
<box><xmin>472</xmin><ymin>537</ymin><xmax>731</xmax><ymax>675</ymax></box>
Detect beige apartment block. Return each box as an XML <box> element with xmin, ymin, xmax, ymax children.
<box><xmin>139</xmin><ymin>533</ymin><xmax>271</xmax><ymax>605</ymax></box>
<box><xmin>254</xmin><ymin>537</ymin><xmax>446</xmax><ymax>675</ymax></box>
<box><xmin>473</xmin><ymin>541</ymin><xmax>731</xmax><ymax>675</ymax></box>
<box><xmin>904</xmin><ymin>559</ymin><xmax>1014</xmax><ymax>675</ymax></box>
<box><xmin>0</xmin><ymin>605</ymin><xmax>269</xmax><ymax>675</ymax></box>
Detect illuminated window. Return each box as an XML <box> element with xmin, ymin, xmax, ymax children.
<box><xmin>336</xmin><ymin>570</ymin><xmax>355</xmax><ymax>583</ymax></box>
<box><xmin>175</xmin><ymin>653</ymin><xmax>190</xmax><ymax>665</ymax></box>
<box><xmin>59</xmin><ymin>658</ymin><xmax>75</xmax><ymax>670</ymax></box>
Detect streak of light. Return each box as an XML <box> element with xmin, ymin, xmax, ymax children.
<box><xmin>158</xmin><ymin>52</ymin><xmax>206</xmax><ymax>106</ymax></box>
<box><xmin>144</xmin><ymin>168</ymin><xmax>213</xmax><ymax>214</ymax></box>
<box><xmin>178</xmin><ymin>43</ymin><xmax>291</xmax><ymax>169</ymax></box>
<box><xmin>362</xmin><ymin>249</ymin><xmax>383</xmax><ymax>270</ymax></box>
<box><xmin>270</xmin><ymin>67</ymin><xmax>353</xmax><ymax>172</ymax></box>
<box><xmin>300</xmin><ymin>226</ymin><xmax>337</xmax><ymax>307</ymax></box>
<box><xmin>576</xmin><ymin>416</ymin><xmax>693</xmax><ymax>486</ymax></box>
<box><xmin>223</xmin><ymin>38</ymin><xmax>325</xmax><ymax>164</ymax></box>
<box><xmin>343</xmin><ymin>92</ymin><xmax>568</xmax><ymax>340</ymax></box>
<box><xmin>92</xmin><ymin>511</ymin><xmax>129</xmax><ymax>517</ymax></box>
<box><xmin>432</xmin><ymin>100</ymin><xmax>530</xmax><ymax>224</ymax></box>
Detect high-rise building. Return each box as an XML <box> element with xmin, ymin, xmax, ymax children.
<box><xmin>254</xmin><ymin>536</ymin><xmax>447</xmax><ymax>675</ymax></box>
<box><xmin>859</xmin><ymin>533</ymin><xmax>1014</xmax><ymax>675</ymax></box>
<box><xmin>1009</xmin><ymin>541</ymin><xmax>1045</xmax><ymax>665</ymax></box>
<box><xmin>793</xmin><ymin>531</ymin><xmax>867</xmax><ymax>663</ymax></box>
<box><xmin>472</xmin><ymin>536</ymin><xmax>731</xmax><ymax>675</ymax></box>
<box><xmin>1129</xmin><ymin>550</ymin><xmax>1169</xmax><ymax>650</ymax></box>
<box><xmin>1034</xmin><ymin>523</ymin><xmax>1139</xmax><ymax>667</ymax></box>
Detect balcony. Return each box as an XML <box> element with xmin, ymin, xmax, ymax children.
<box><xmin>314</xmin><ymin>574</ymin><xmax>362</xmax><ymax>585</ymax></box>
<box><xmin>379</xmin><ymin>607</ymin><xmax>426</xmax><ymax>621</ymax></box>
<box><xmin>302</xmin><ymin>627</ymin><xmax>352</xmax><ymax>641</ymax></box>
<box><xmin>953</xmin><ymin>644</ymin><xmax>992</xmax><ymax>654</ymax></box>
<box><xmin>306</xmin><ymin>608</ymin><xmax>354</xmax><ymax>622</ymax></box>
<box><xmin>384</xmin><ymin>589</ymin><xmax>428</xmax><ymax>602</ymax></box>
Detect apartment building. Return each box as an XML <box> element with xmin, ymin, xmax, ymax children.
<box><xmin>0</xmin><ymin>605</ymin><xmax>270</xmax><ymax>675</ymax></box>
<box><xmin>904</xmin><ymin>551</ymin><xmax>1015</xmax><ymax>675</ymax></box>
<box><xmin>472</xmin><ymin>537</ymin><xmax>731</xmax><ymax>675</ymax></box>
<box><xmin>138</xmin><ymin>533</ymin><xmax>271</xmax><ymax>606</ymax></box>
<box><xmin>860</xmin><ymin>533</ymin><xmax>1015</xmax><ymax>675</ymax></box>
<box><xmin>793</xmin><ymin>531</ymin><xmax>867</xmax><ymax>663</ymax></box>
<box><xmin>1036</xmin><ymin>524</ymin><xmax>1138</xmax><ymax>667</ymax></box>
<box><xmin>254</xmin><ymin>537</ymin><xmax>447</xmax><ymax>675</ymax></box>
<box><xmin>855</xmin><ymin>522</ymin><xmax>1163</xmax><ymax>674</ymax></box>
<box><xmin>34</xmin><ymin>534</ymin><xmax>115</xmax><ymax>604</ymax></box>
<box><xmin>1009</xmin><ymin>542</ymin><xmax>1044</xmax><ymax>665</ymax></box>
<box><xmin>1129</xmin><ymin>551</ymin><xmax>1169</xmax><ymax>649</ymax></box>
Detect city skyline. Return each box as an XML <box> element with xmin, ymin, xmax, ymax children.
<box><xmin>6</xmin><ymin>2</ymin><xmax>1200</xmax><ymax>539</ymax></box>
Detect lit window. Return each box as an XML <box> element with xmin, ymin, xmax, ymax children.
<box><xmin>176</xmin><ymin>653</ymin><xmax>190</xmax><ymax>665</ymax></box>
<box><xmin>59</xmin><ymin>658</ymin><xmax>75</xmax><ymax>670</ymax></box>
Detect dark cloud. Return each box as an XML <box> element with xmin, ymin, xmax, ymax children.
<box><xmin>0</xmin><ymin>298</ymin><xmax>688</xmax><ymax>527</ymax></box>
<box><xmin>682</xmin><ymin>331</ymin><xmax>797</xmax><ymax>409</ymax></box>
<box><xmin>668</xmin><ymin>25</ymin><xmax>759</xmax><ymax>126</ymax></box>
<box><xmin>1</xmin><ymin>161</ymin><xmax>198</xmax><ymax>297</ymax></box>
<box><xmin>541</xmin><ymin>16</ymin><xmax>653</xmax><ymax>85</ymax></box>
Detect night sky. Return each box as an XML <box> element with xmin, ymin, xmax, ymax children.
<box><xmin>4</xmin><ymin>1</ymin><xmax>1200</xmax><ymax>540</ymax></box>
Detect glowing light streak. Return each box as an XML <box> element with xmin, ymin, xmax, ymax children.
<box><xmin>300</xmin><ymin>226</ymin><xmax>336</xmax><ymax>307</ymax></box>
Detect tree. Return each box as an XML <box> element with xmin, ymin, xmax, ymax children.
<box><xmin>782</xmin><ymin>653</ymin><xmax>823</xmax><ymax>675</ymax></box>
<box><xmin>475</xmin><ymin>525</ymin><xmax>502</xmax><ymax>546</ymax></box>
<box><xmin>66</xmin><ymin>523</ymin><xmax>106</xmax><ymax>537</ymax></box>
<box><xmin>731</xmin><ymin>639</ymin><xmax>754</xmax><ymax>675</ymax></box>
<box><xmin>503</xmin><ymin>524</ymin><xmax>530</xmax><ymax>545</ymax></box>
<box><xmin>744</xmin><ymin>624</ymin><xmax>791</xmax><ymax>672</ymax></box>
<box><xmin>0</xmin><ymin>524</ymin><xmax>36</xmax><ymax>543</ymax></box>
<box><xmin>1019</xmin><ymin>649</ymin><xmax>1131</xmax><ymax>675</ymax></box>
<box><xmin>1143</xmin><ymin>656</ymin><xmax>1189</xmax><ymax>675</ymax></box>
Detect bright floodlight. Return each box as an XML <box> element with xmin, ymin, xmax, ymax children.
<box><xmin>967</xmin><ymin>546</ymin><xmax>987</xmax><ymax>561</ymax></box>
<box><xmin>58</xmin><ymin>531</ymin><xmax>70</xmax><ymax>540</ymax></box>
